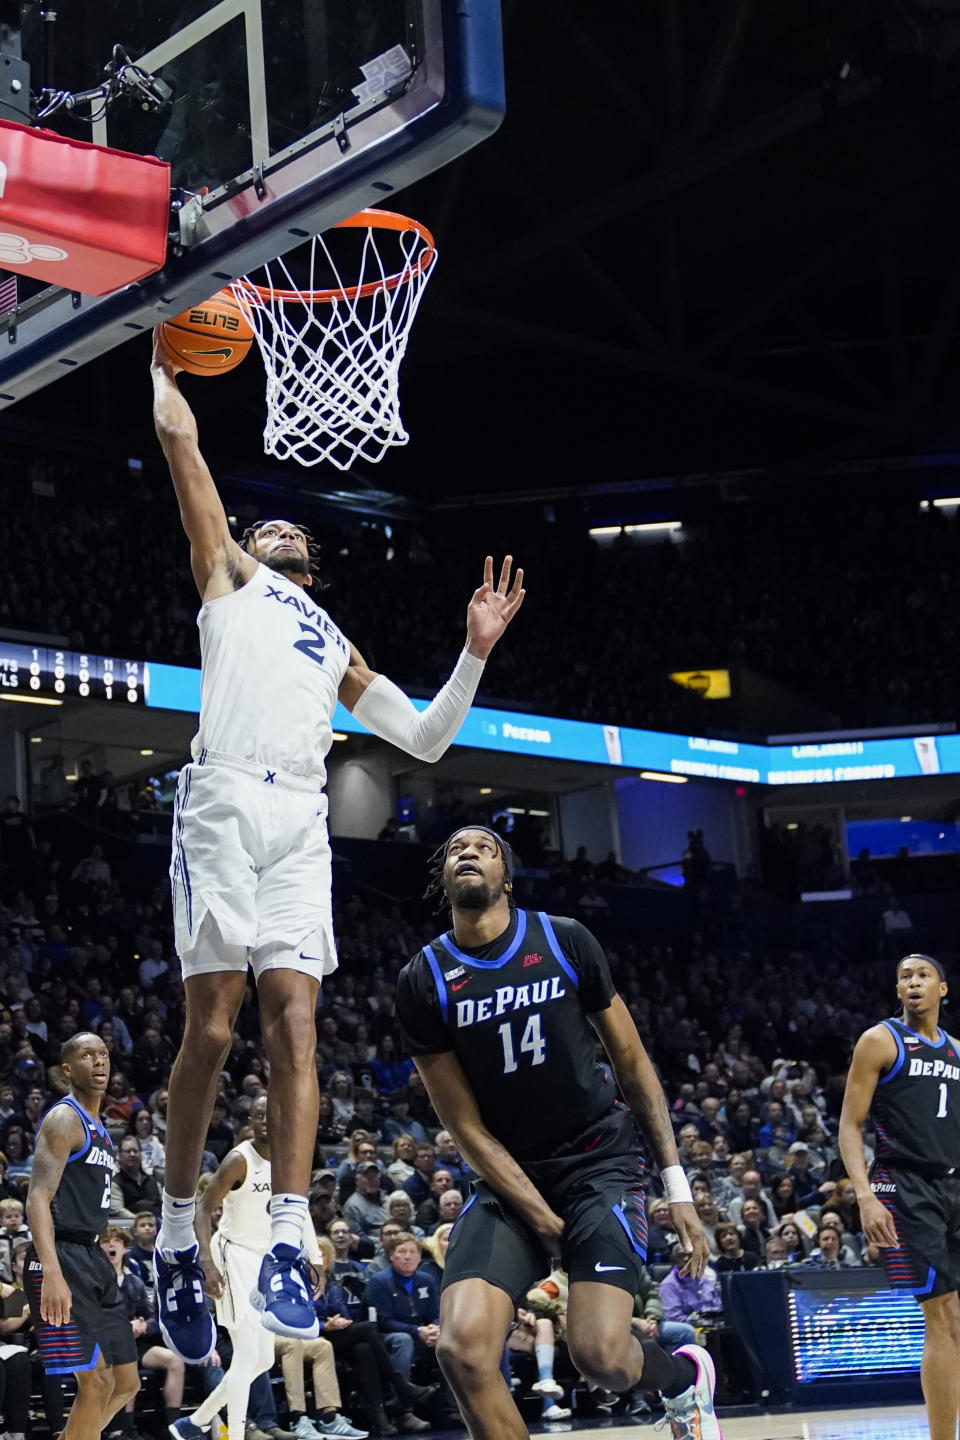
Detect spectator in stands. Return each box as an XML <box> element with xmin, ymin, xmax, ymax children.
<box><xmin>273</xmin><ymin>1316</ymin><xmax>368</xmax><ymax>1440</ymax></box>
<box><xmin>369</xmin><ymin>1038</ymin><xmax>413</xmax><ymax>1096</ymax></box>
<box><xmin>880</xmin><ymin>898</ymin><xmax>914</xmax><ymax>953</ymax></box>
<box><xmin>363</xmin><ymin>1233</ymin><xmax>440</xmax><ymax>1384</ymax></box>
<box><xmin>380</xmin><ymin>1093</ymin><xmax>427</xmax><ymax>1148</ymax></box>
<box><xmin>769</xmin><ymin>1174</ymin><xmax>800</xmax><ymax>1222</ymax></box>
<box><xmin>343</xmin><ymin>1163</ymin><xmax>389</xmax><ymax>1241</ymax></box>
<box><xmin>413</xmin><ymin>1170</ymin><xmax>453</xmax><ymax>1233</ymax></box>
<box><xmin>418</xmin><ymin>1226</ymin><xmax>452</xmax><ymax>1290</ymax></box>
<box><xmin>102</xmin><ymin>1071</ymin><xmax>141</xmax><ymax>1132</ymax></box>
<box><xmin>728</xmin><ymin>1169</ymin><xmax>776</xmax><ymax>1229</ymax></box>
<box><xmin>386</xmin><ymin>1137</ymin><xmax>418</xmax><ymax>1188</ymax></box>
<box><xmin>659</xmin><ymin>1242</ymin><xmax>721</xmax><ymax>1323</ymax></box>
<box><xmin>328</xmin><ymin>1072</ymin><xmax>356</xmax><ymax>1130</ymax></box>
<box><xmin>317</xmin><ymin>1236</ymin><xmax>436</xmax><ymax>1434</ymax></box>
<box><xmin>763</xmin><ymin>1236</ymin><xmax>789</xmax><ymax>1268</ymax></box>
<box><xmin>431</xmin><ymin>1132</ymin><xmax>471</xmax><ymax>1191</ymax></box>
<box><xmin>631</xmin><ymin>1263</ymin><xmax>696</xmax><ymax>1354</ymax></box>
<box><xmin>827</xmin><ymin>1177</ymin><xmax>863</xmax><ymax>1238</ymax></box>
<box><xmin>401</xmin><ymin>1145</ymin><xmax>437</xmax><ymax>1209</ymax></box>
<box><xmin>645</xmin><ymin>1197</ymin><xmax>679</xmax><ymax>1264</ymax></box>
<box><xmin>0</xmin><ymin>1198</ymin><xmax>28</xmax><ymax>1283</ymax></box>
<box><xmin>816</xmin><ymin>1211</ymin><xmax>862</xmax><ymax>1266</ymax></box>
<box><xmin>112</xmin><ymin>1135</ymin><xmax>162</xmax><ymax>1220</ymax></box>
<box><xmin>434</xmin><ymin>1190</ymin><xmax>462</xmax><ymax>1232</ymax></box>
<box><xmin>316</xmin><ymin>1093</ymin><xmax>343</xmax><ymax>1148</ymax></box>
<box><xmin>725</xmin><ymin>1101</ymin><xmax>756</xmax><ymax>1154</ymax></box>
<box><xmin>337</xmin><ymin>1135</ymin><xmax>382</xmax><ymax>1204</ymax></box>
<box><xmin>784</xmin><ymin>1142</ymin><xmax>824</xmax><ymax>1205</ymax></box>
<box><xmin>385</xmin><ymin>1192</ymin><xmax>423</xmax><ymax>1241</ymax></box>
<box><xmin>367</xmin><ymin>1222</ymin><xmax>406</xmax><ymax>1276</ymax></box>
<box><xmin>713</xmin><ymin>1221</ymin><xmax>760</xmax><ymax>1274</ymax></box>
<box><xmin>3</xmin><ymin>1129</ymin><xmax>31</xmax><ymax>1184</ymax></box>
<box><xmin>328</xmin><ymin>1218</ymin><xmax>374</xmax><ymax>1278</ymax></box>
<box><xmin>128</xmin><ymin>1109</ymin><xmax>165</xmax><ymax>1177</ymax></box>
<box><xmin>126</xmin><ymin>1211</ymin><xmax>158</xmax><ymax>1291</ymax></box>
<box><xmin>804</xmin><ymin>1225</ymin><xmax>850</xmax><ymax>1269</ymax></box>
<box><xmin>776</xmin><ymin>1220</ymin><xmax>810</xmax><ymax>1262</ymax></box>
<box><xmin>737</xmin><ymin>1198</ymin><xmax>770</xmax><ymax>1257</ymax></box>
<box><xmin>205</xmin><ymin>1097</ymin><xmax>237</xmax><ymax>1161</ymax></box>
<box><xmin>693</xmin><ymin>1192</ymin><xmax>722</xmax><ymax>1258</ymax></box>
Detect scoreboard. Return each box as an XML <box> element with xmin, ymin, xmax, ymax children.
<box><xmin>0</xmin><ymin>643</ymin><xmax>145</xmax><ymax>704</ymax></box>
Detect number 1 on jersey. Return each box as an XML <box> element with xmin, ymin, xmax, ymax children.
<box><xmin>938</xmin><ymin>1081</ymin><xmax>949</xmax><ymax>1119</ymax></box>
<box><xmin>498</xmin><ymin>1013</ymin><xmax>546</xmax><ymax>1074</ymax></box>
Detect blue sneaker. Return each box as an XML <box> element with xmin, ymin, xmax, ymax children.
<box><xmin>251</xmin><ymin>1244</ymin><xmax>320</xmax><ymax>1338</ymax></box>
<box><xmin>169</xmin><ymin>1419</ymin><xmax>209</xmax><ymax>1440</ymax></box>
<box><xmin>156</xmin><ymin>1245</ymin><xmax>216</xmax><ymax>1363</ymax></box>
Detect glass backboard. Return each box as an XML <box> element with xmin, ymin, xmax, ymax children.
<box><xmin>0</xmin><ymin>0</ymin><xmax>503</xmax><ymax>405</ymax></box>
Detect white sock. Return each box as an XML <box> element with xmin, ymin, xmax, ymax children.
<box><xmin>160</xmin><ymin>1190</ymin><xmax>197</xmax><ymax>1252</ymax></box>
<box><xmin>535</xmin><ymin>1342</ymin><xmax>555</xmax><ymax>1384</ymax></box>
<box><xmin>270</xmin><ymin>1193</ymin><xmax>308</xmax><ymax>1253</ymax></box>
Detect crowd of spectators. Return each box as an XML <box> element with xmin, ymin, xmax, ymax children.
<box><xmin>6</xmin><ymin>453</ymin><xmax>960</xmax><ymax>732</ymax></box>
<box><xmin>0</xmin><ymin>770</ymin><xmax>918</xmax><ymax>1430</ymax></box>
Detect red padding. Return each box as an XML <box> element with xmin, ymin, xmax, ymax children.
<box><xmin>0</xmin><ymin>118</ymin><xmax>170</xmax><ymax>297</ymax></box>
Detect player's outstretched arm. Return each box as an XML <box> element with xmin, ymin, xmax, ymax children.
<box><xmin>340</xmin><ymin>556</ymin><xmax>525</xmax><ymax>763</ymax></box>
<box><xmin>590</xmin><ymin>996</ymin><xmax>710</xmax><ymax>1278</ymax></box>
<box><xmin>26</xmin><ymin>1107</ymin><xmax>84</xmax><ymax>1325</ymax></box>
<box><xmin>414</xmin><ymin>1050</ymin><xmax>564</xmax><ymax>1252</ymax></box>
<box><xmin>195</xmin><ymin>1147</ymin><xmax>247</xmax><ymax>1298</ymax></box>
<box><xmin>151</xmin><ymin>330</ymin><xmax>255</xmax><ymax>601</ymax></box>
<box><xmin>839</xmin><ymin>1026</ymin><xmax>900</xmax><ymax>1248</ymax></box>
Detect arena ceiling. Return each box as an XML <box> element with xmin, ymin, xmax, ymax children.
<box><xmin>10</xmin><ymin>0</ymin><xmax>960</xmax><ymax>509</ymax></box>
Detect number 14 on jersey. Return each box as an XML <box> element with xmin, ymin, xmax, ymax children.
<box><xmin>499</xmin><ymin>1012</ymin><xmax>546</xmax><ymax>1074</ymax></box>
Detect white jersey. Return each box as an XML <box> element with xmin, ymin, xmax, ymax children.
<box><xmin>216</xmin><ymin>1139</ymin><xmax>272</xmax><ymax>1252</ymax></box>
<box><xmin>192</xmin><ymin>562</ymin><xmax>350</xmax><ymax>781</ymax></box>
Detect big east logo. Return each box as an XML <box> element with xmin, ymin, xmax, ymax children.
<box><xmin>523</xmin><ymin>953</ymin><xmax>542</xmax><ymax>967</ymax></box>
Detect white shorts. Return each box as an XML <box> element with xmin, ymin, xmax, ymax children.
<box><xmin>211</xmin><ymin>1232</ymin><xmax>270</xmax><ymax>1335</ymax></box>
<box><xmin>170</xmin><ymin>752</ymin><xmax>338</xmax><ymax>984</ymax></box>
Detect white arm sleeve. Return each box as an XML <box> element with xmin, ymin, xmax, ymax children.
<box><xmin>350</xmin><ymin>649</ymin><xmax>485</xmax><ymax>763</ymax></box>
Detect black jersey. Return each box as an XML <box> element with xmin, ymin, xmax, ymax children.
<box><xmin>46</xmin><ymin>1096</ymin><xmax>114</xmax><ymax>1237</ymax></box>
<box><xmin>396</xmin><ymin>909</ymin><xmax>619</xmax><ymax>1161</ymax></box>
<box><xmin>873</xmin><ymin>1017</ymin><xmax>960</xmax><ymax>1169</ymax></box>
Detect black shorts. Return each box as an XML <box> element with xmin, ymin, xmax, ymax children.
<box><xmin>24</xmin><ymin>1241</ymin><xmax>138</xmax><ymax>1374</ymax></box>
<box><xmin>442</xmin><ymin>1105</ymin><xmax>647</xmax><ymax>1304</ymax></box>
<box><xmin>870</xmin><ymin>1160</ymin><xmax>960</xmax><ymax>1299</ymax></box>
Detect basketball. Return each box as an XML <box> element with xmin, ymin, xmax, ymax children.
<box><xmin>158</xmin><ymin>289</ymin><xmax>253</xmax><ymax>376</ymax></box>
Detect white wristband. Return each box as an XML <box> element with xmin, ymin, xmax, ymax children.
<box><xmin>661</xmin><ymin>1165</ymin><xmax>693</xmax><ymax>1205</ymax></box>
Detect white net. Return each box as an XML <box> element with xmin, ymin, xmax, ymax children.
<box><xmin>231</xmin><ymin>212</ymin><xmax>437</xmax><ymax>471</ymax></box>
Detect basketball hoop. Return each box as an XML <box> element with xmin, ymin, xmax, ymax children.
<box><xmin>231</xmin><ymin>209</ymin><xmax>437</xmax><ymax>471</ymax></box>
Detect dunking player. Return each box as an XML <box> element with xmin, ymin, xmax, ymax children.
<box><xmin>840</xmin><ymin>953</ymin><xmax>960</xmax><ymax>1440</ymax></box>
<box><xmin>395</xmin><ymin>828</ymin><xmax>719</xmax><ymax>1440</ymax></box>
<box><xmin>24</xmin><ymin>1033</ymin><xmax>140</xmax><ymax>1440</ymax></box>
<box><xmin>151</xmin><ymin>338</ymin><xmax>524</xmax><ymax>1362</ymax></box>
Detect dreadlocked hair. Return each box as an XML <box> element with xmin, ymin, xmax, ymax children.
<box><xmin>423</xmin><ymin>827</ymin><xmax>516</xmax><ymax>917</ymax></box>
<box><xmin>239</xmin><ymin>518</ymin><xmax>327</xmax><ymax>591</ymax></box>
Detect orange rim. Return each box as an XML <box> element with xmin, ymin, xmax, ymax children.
<box><xmin>232</xmin><ymin>208</ymin><xmax>436</xmax><ymax>307</ymax></box>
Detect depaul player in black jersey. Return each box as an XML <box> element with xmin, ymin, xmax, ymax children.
<box><xmin>840</xmin><ymin>954</ymin><xmax>960</xmax><ymax>1440</ymax></box>
<box><xmin>396</xmin><ymin>828</ymin><xmax>718</xmax><ymax>1440</ymax></box>
<box><xmin>25</xmin><ymin>1033</ymin><xmax>140</xmax><ymax>1440</ymax></box>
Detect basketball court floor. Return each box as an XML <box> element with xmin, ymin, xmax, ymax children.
<box><xmin>431</xmin><ymin>1405</ymin><xmax>929</xmax><ymax>1440</ymax></box>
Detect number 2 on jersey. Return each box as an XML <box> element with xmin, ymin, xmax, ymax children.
<box><xmin>938</xmin><ymin>1081</ymin><xmax>949</xmax><ymax>1119</ymax></box>
<box><xmin>498</xmin><ymin>1013</ymin><xmax>546</xmax><ymax>1074</ymax></box>
<box><xmin>293</xmin><ymin>621</ymin><xmax>327</xmax><ymax>667</ymax></box>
